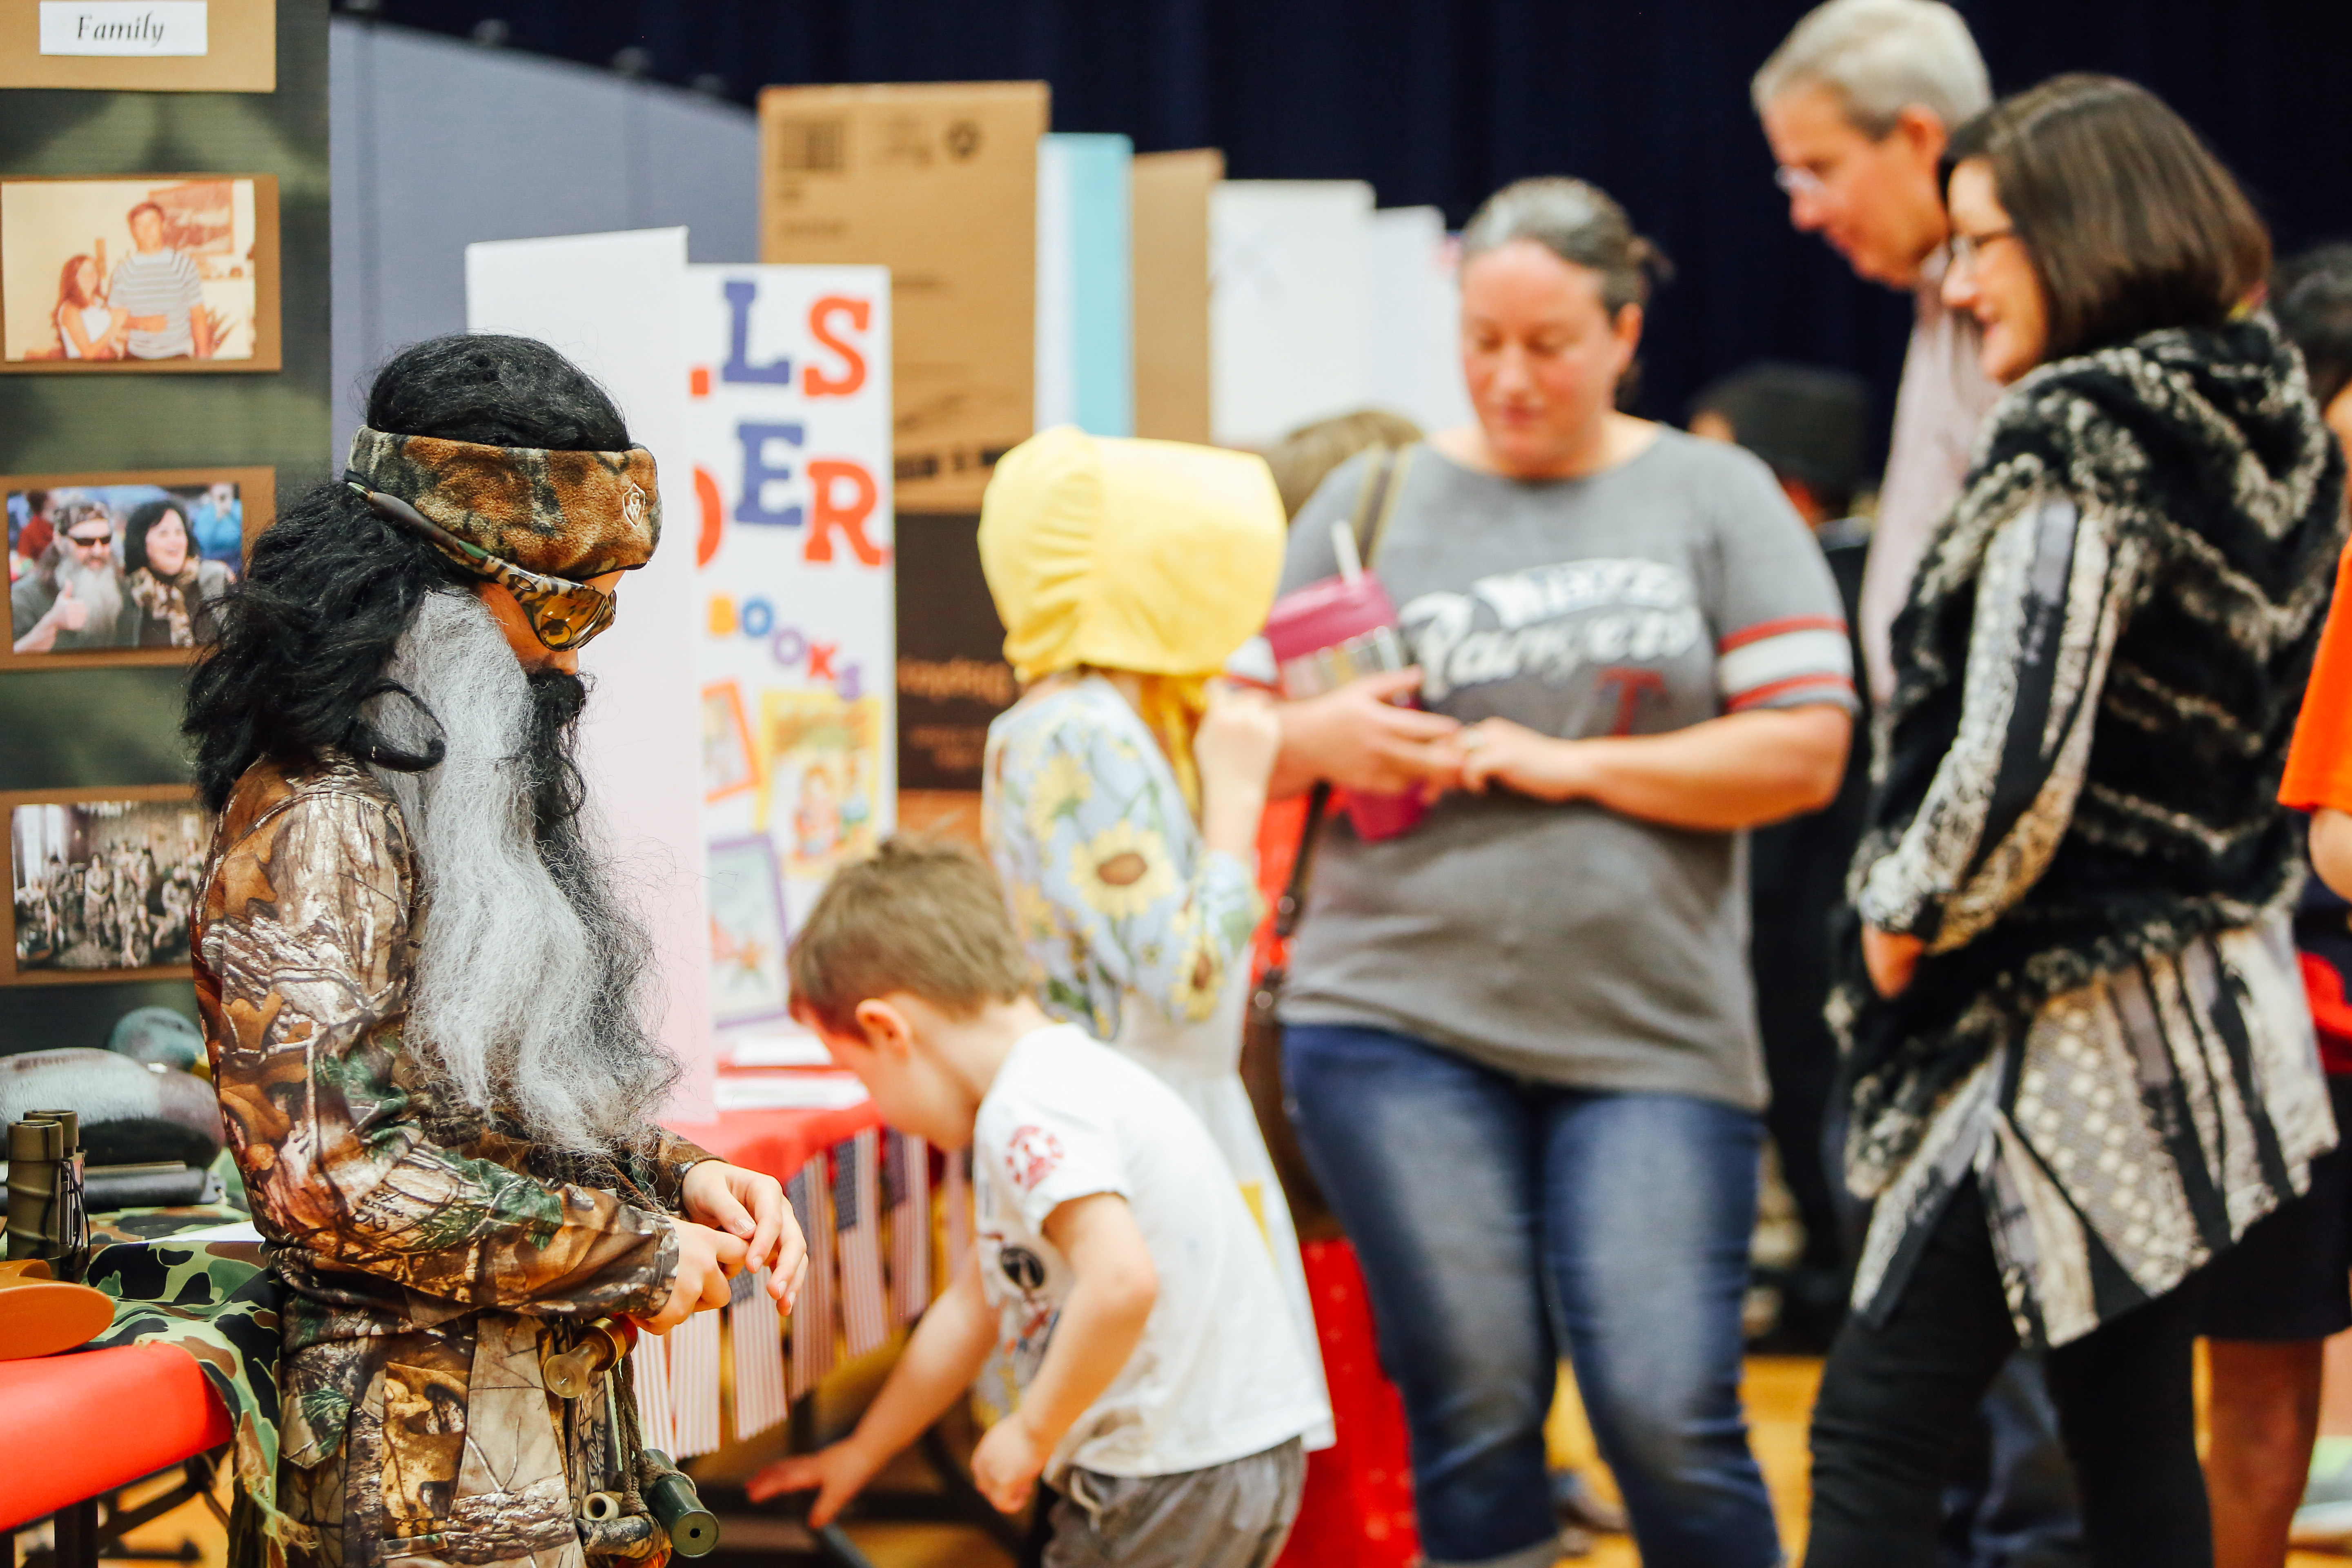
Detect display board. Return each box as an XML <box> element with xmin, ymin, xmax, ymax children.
<box><xmin>1131</xmin><ymin>149</ymin><xmax>1220</xmax><ymax>445</ymax></box>
<box><xmin>465</xmin><ymin>225</ymin><xmax>717</xmax><ymax>1119</ymax></box>
<box><xmin>1034</xmin><ymin>133</ymin><xmax>1130</xmax><ymax>438</ymax></box>
<box><xmin>1209</xmin><ymin>180</ymin><xmax>1374</xmax><ymax>450</ymax></box>
<box><xmin>680</xmin><ymin>262</ymin><xmax>895</xmax><ymax>1037</ymax></box>
<box><xmin>0</xmin><ymin>0</ymin><xmax>328</xmax><ymax>1056</ymax></box>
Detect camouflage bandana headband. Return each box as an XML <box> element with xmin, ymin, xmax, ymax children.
<box><xmin>344</xmin><ymin>426</ymin><xmax>661</xmax><ymax>580</ymax></box>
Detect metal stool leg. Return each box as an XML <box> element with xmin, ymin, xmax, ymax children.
<box><xmin>53</xmin><ymin>1499</ymin><xmax>98</xmax><ymax>1568</ymax></box>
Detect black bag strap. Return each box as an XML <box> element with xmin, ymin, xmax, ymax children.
<box><xmin>1274</xmin><ymin>444</ymin><xmax>1412</xmax><ymax>940</ymax></box>
<box><xmin>1272</xmin><ymin>782</ymin><xmax>1331</xmax><ymax>942</ymax></box>
<box><xmin>1346</xmin><ymin>443</ymin><xmax>1412</xmax><ymax>570</ymax></box>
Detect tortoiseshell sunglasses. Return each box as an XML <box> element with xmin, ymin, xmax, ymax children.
<box><xmin>346</xmin><ymin>475</ymin><xmax>619</xmax><ymax>651</ymax></box>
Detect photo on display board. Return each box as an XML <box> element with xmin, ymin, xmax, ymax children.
<box><xmin>3</xmin><ymin>786</ymin><xmax>212</xmax><ymax>986</ymax></box>
<box><xmin>2</xmin><ymin>467</ymin><xmax>274</xmax><ymax>669</ymax></box>
<box><xmin>0</xmin><ymin>174</ymin><xmax>281</xmax><ymax>372</ymax></box>
<box><xmin>758</xmin><ymin>690</ymin><xmax>883</xmax><ymax>875</ymax></box>
<box><xmin>706</xmin><ymin>835</ymin><xmax>790</xmax><ymax>1026</ymax></box>
<box><xmin>701</xmin><ymin>679</ymin><xmax>757</xmax><ymax>803</ymax></box>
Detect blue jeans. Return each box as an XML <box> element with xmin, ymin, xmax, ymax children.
<box><xmin>1284</xmin><ymin>1023</ymin><xmax>1781</xmax><ymax>1568</ymax></box>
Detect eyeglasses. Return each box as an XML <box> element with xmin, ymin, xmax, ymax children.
<box><xmin>1774</xmin><ymin>165</ymin><xmax>1829</xmax><ymax>199</ymax></box>
<box><xmin>346</xmin><ymin>477</ymin><xmax>618</xmax><ymax>651</ymax></box>
<box><xmin>1949</xmin><ymin>227</ymin><xmax>2018</xmax><ymax>274</ymax></box>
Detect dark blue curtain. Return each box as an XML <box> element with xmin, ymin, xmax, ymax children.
<box><xmin>352</xmin><ymin>0</ymin><xmax>2352</xmax><ymax>456</ymax></box>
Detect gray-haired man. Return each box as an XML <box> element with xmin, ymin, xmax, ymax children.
<box><xmin>1754</xmin><ymin>7</ymin><xmax>2089</xmax><ymax>1568</ymax></box>
<box><xmin>1755</xmin><ymin>0</ymin><xmax>2000</xmax><ymax>706</ymax></box>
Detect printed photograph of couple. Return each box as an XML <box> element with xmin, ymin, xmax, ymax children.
<box><xmin>0</xmin><ymin>174</ymin><xmax>281</xmax><ymax>371</ymax></box>
<box><xmin>5</xmin><ymin>468</ymin><xmax>272</xmax><ymax>664</ymax></box>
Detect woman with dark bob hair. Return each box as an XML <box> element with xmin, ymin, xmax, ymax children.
<box><xmin>121</xmin><ymin>497</ymin><xmax>232</xmax><ymax>647</ymax></box>
<box><xmin>1804</xmin><ymin>75</ymin><xmax>2345</xmax><ymax>1565</ymax></box>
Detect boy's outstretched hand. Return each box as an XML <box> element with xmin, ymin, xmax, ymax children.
<box><xmin>746</xmin><ymin>1439</ymin><xmax>884</xmax><ymax>1528</ymax></box>
<box><xmin>970</xmin><ymin>1412</ymin><xmax>1051</xmax><ymax>1514</ymax></box>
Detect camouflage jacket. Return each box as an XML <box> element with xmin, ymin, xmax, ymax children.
<box><xmin>194</xmin><ymin>753</ymin><xmax>711</xmax><ymax>1568</ymax></box>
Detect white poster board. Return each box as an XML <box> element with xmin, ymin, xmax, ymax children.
<box><xmin>682</xmin><ymin>264</ymin><xmax>895</xmax><ymax>1052</ymax></box>
<box><xmin>1368</xmin><ymin>205</ymin><xmax>1475</xmax><ymax>438</ymax></box>
<box><xmin>1209</xmin><ymin>180</ymin><xmax>1372</xmax><ymax>448</ymax></box>
<box><xmin>463</xmin><ymin>226</ymin><xmax>717</xmax><ymax>1120</ymax></box>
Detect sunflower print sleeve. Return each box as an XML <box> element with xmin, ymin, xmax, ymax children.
<box><xmin>201</xmin><ymin>773</ymin><xmax>679</xmax><ymax>1319</ymax></box>
<box><xmin>988</xmin><ymin>690</ymin><xmax>1262</xmax><ymax>1041</ymax></box>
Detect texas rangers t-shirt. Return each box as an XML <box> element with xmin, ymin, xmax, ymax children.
<box><xmin>1277</xmin><ymin>433</ymin><xmax>1857</xmax><ymax>1110</ymax></box>
<box><xmin>972</xmin><ymin>1024</ymin><xmax>1327</xmax><ymax>1482</ymax></box>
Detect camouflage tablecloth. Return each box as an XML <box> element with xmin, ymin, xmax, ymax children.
<box><xmin>80</xmin><ymin>1156</ymin><xmax>291</xmax><ymax>1568</ymax></box>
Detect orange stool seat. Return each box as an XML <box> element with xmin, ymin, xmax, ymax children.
<box><xmin>0</xmin><ymin>1341</ymin><xmax>232</xmax><ymax>1531</ymax></box>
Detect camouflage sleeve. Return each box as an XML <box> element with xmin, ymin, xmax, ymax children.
<box><xmin>204</xmin><ymin>788</ymin><xmax>679</xmax><ymax>1319</ymax></box>
<box><xmin>625</xmin><ymin>1131</ymin><xmax>719</xmax><ymax>1212</ymax></box>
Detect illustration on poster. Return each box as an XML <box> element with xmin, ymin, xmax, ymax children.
<box><xmin>758</xmin><ymin>690</ymin><xmax>882</xmax><ymax>873</ymax></box>
<box><xmin>702</xmin><ymin>679</ymin><xmax>758</xmax><ymax>803</ymax></box>
<box><xmin>689</xmin><ymin>260</ymin><xmax>892</xmax><ymax>1034</ymax></box>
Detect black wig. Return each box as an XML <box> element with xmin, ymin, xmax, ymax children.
<box><xmin>184</xmin><ymin>334</ymin><xmax>631</xmax><ymax>811</ymax></box>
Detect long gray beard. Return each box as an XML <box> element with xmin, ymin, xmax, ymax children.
<box><xmin>54</xmin><ymin>551</ymin><xmax>123</xmax><ymax>626</ymax></box>
<box><xmin>362</xmin><ymin>590</ymin><xmax>679</xmax><ymax>1154</ymax></box>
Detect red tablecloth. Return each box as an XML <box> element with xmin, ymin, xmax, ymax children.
<box><xmin>0</xmin><ymin>1342</ymin><xmax>230</xmax><ymax>1531</ymax></box>
<box><xmin>667</xmin><ymin>1099</ymin><xmax>884</xmax><ymax>1182</ymax></box>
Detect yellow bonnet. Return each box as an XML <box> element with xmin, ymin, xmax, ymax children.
<box><xmin>978</xmin><ymin>425</ymin><xmax>1286</xmax><ymax>684</ymax></box>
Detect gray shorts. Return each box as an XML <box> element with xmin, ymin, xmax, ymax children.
<box><xmin>1046</xmin><ymin>1437</ymin><xmax>1307</xmax><ymax>1568</ymax></box>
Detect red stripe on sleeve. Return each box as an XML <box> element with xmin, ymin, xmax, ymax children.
<box><xmin>1725</xmin><ymin>673</ymin><xmax>1858</xmax><ymax>711</ymax></box>
<box><xmin>1717</xmin><ymin>615</ymin><xmax>1849</xmax><ymax>653</ymax></box>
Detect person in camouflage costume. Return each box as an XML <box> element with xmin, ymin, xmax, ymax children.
<box><xmin>178</xmin><ymin>335</ymin><xmax>807</xmax><ymax>1568</ymax></box>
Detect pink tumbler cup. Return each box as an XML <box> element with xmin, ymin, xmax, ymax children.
<box><xmin>1263</xmin><ymin>570</ymin><xmax>1428</xmax><ymax>840</ymax></box>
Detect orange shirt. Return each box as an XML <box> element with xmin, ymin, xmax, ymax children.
<box><xmin>2280</xmin><ymin>539</ymin><xmax>2352</xmax><ymax>1072</ymax></box>
<box><xmin>2282</xmin><ymin>540</ymin><xmax>2352</xmax><ymax>812</ymax></box>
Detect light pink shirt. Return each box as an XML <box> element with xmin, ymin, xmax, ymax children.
<box><xmin>1859</xmin><ymin>248</ymin><xmax>2003</xmax><ymax>702</ymax></box>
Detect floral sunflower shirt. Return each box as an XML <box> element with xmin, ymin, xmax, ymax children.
<box><xmin>982</xmin><ymin>677</ymin><xmax>1262</xmax><ymax>1046</ymax></box>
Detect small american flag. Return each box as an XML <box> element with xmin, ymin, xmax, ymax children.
<box><xmin>943</xmin><ymin>1146</ymin><xmax>973</xmax><ymax>1281</ymax></box>
<box><xmin>729</xmin><ymin>1267</ymin><xmax>789</xmax><ymax>1441</ymax></box>
<box><xmin>630</xmin><ymin>1327</ymin><xmax>675</xmax><ymax>1455</ymax></box>
<box><xmin>884</xmin><ymin>1130</ymin><xmax>931</xmax><ymax>1324</ymax></box>
<box><xmin>667</xmin><ymin>1307</ymin><xmax>723</xmax><ymax>1458</ymax></box>
<box><xmin>787</xmin><ymin>1155</ymin><xmax>836</xmax><ymax>1396</ymax></box>
<box><xmin>835</xmin><ymin>1130</ymin><xmax>890</xmax><ymax>1356</ymax></box>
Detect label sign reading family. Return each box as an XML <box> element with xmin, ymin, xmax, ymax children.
<box><xmin>38</xmin><ymin>1</ymin><xmax>209</xmax><ymax>55</ymax></box>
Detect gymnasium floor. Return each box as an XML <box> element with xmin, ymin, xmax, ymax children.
<box><xmin>54</xmin><ymin>1351</ymin><xmax>2352</xmax><ymax>1568</ymax></box>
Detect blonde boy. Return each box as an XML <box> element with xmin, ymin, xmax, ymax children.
<box><xmin>749</xmin><ymin>839</ymin><xmax>1326</xmax><ymax>1568</ymax></box>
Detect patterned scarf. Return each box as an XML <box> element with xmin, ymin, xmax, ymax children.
<box><xmin>130</xmin><ymin>562</ymin><xmax>200</xmax><ymax>647</ymax></box>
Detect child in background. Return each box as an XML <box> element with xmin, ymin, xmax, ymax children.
<box><xmin>974</xmin><ymin>426</ymin><xmax>1333</xmax><ymax>1447</ymax></box>
<box><xmin>748</xmin><ymin>839</ymin><xmax>1326</xmax><ymax>1568</ymax></box>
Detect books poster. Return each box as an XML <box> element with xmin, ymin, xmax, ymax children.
<box><xmin>686</xmin><ymin>263</ymin><xmax>894</xmax><ymax>1047</ymax></box>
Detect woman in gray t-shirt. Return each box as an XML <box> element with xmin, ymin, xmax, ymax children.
<box><xmin>1272</xmin><ymin>178</ymin><xmax>1855</xmax><ymax>1568</ymax></box>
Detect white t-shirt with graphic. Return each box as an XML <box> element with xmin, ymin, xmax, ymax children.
<box><xmin>972</xmin><ymin>1023</ymin><xmax>1328</xmax><ymax>1482</ymax></box>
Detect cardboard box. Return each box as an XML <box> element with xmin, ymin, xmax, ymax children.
<box><xmin>761</xmin><ymin>81</ymin><xmax>1046</xmax><ymax>513</ymax></box>
<box><xmin>1130</xmin><ymin>149</ymin><xmax>1220</xmax><ymax>445</ymax></box>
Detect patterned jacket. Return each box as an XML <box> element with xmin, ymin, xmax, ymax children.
<box><xmin>194</xmin><ymin>752</ymin><xmax>710</xmax><ymax>1568</ymax></box>
<box><xmin>1833</xmin><ymin>317</ymin><xmax>2344</xmax><ymax>1344</ymax></box>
